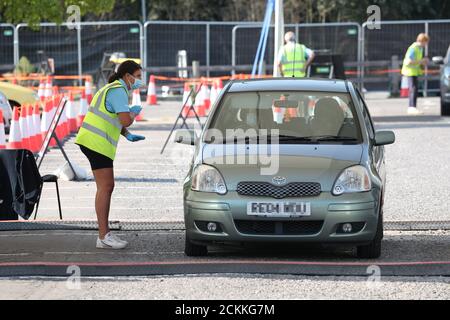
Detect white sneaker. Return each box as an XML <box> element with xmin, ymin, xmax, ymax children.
<box><xmin>407</xmin><ymin>107</ymin><xmax>423</xmax><ymax>115</ymax></box>
<box><xmin>96</xmin><ymin>232</ymin><xmax>128</xmax><ymax>249</ymax></box>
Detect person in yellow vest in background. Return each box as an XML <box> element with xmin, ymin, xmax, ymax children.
<box><xmin>401</xmin><ymin>33</ymin><xmax>430</xmax><ymax>115</ymax></box>
<box><xmin>75</xmin><ymin>60</ymin><xmax>145</xmax><ymax>249</ymax></box>
<box><xmin>277</xmin><ymin>31</ymin><xmax>315</xmax><ymax>78</ymax></box>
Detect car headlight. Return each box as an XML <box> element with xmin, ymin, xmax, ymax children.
<box><xmin>332</xmin><ymin>165</ymin><xmax>372</xmax><ymax>195</ymax></box>
<box><xmin>191</xmin><ymin>164</ymin><xmax>227</xmax><ymax>194</ymax></box>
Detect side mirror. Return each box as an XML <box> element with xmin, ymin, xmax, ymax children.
<box><xmin>374</xmin><ymin>130</ymin><xmax>395</xmax><ymax>146</ymax></box>
<box><xmin>432</xmin><ymin>56</ymin><xmax>445</xmax><ymax>65</ymax></box>
<box><xmin>174</xmin><ymin>129</ymin><xmax>196</xmax><ymax>146</ymax></box>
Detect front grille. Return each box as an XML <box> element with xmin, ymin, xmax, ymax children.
<box><xmin>237</xmin><ymin>182</ymin><xmax>321</xmax><ymax>199</ymax></box>
<box><xmin>234</xmin><ymin>220</ymin><xmax>323</xmax><ymax>235</ymax></box>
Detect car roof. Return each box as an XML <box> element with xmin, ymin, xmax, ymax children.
<box><xmin>227</xmin><ymin>78</ymin><xmax>349</xmax><ymax>93</ymax></box>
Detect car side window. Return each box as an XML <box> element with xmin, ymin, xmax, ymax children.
<box><xmin>355</xmin><ymin>89</ymin><xmax>375</xmax><ymax>139</ymax></box>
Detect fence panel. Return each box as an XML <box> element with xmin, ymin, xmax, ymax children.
<box><xmin>233</xmin><ymin>23</ymin><xmax>360</xmax><ymax>75</ymax></box>
<box><xmin>80</xmin><ymin>22</ymin><xmax>142</xmax><ymax>75</ymax></box>
<box><xmin>145</xmin><ymin>22</ymin><xmax>207</xmax><ymax>78</ymax></box>
<box><xmin>362</xmin><ymin>20</ymin><xmax>450</xmax><ymax>92</ymax></box>
<box><xmin>0</xmin><ymin>24</ymin><xmax>15</xmax><ymax>72</ymax></box>
<box><xmin>17</xmin><ymin>23</ymin><xmax>79</xmax><ymax>76</ymax></box>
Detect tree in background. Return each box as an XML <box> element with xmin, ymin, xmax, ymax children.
<box><xmin>0</xmin><ymin>0</ymin><xmax>115</xmax><ymax>26</ymax></box>
<box><xmin>1</xmin><ymin>0</ymin><xmax>449</xmax><ymax>23</ymax></box>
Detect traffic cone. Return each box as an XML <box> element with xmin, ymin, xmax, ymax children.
<box><xmin>146</xmin><ymin>75</ymin><xmax>157</xmax><ymax>105</ymax></box>
<box><xmin>66</xmin><ymin>92</ymin><xmax>77</xmax><ymax>133</ymax></box>
<box><xmin>25</xmin><ymin>104</ymin><xmax>38</xmax><ymax>152</ymax></box>
<box><xmin>56</xmin><ymin>97</ymin><xmax>69</xmax><ymax>141</ymax></box>
<box><xmin>77</xmin><ymin>90</ymin><xmax>89</xmax><ymax>128</ymax></box>
<box><xmin>19</xmin><ymin>105</ymin><xmax>31</xmax><ymax>150</ymax></box>
<box><xmin>0</xmin><ymin>110</ymin><xmax>6</xmax><ymax>149</ymax></box>
<box><xmin>33</xmin><ymin>103</ymin><xmax>43</xmax><ymax>150</ymax></box>
<box><xmin>210</xmin><ymin>80</ymin><xmax>219</xmax><ymax>108</ymax></box>
<box><xmin>85</xmin><ymin>77</ymin><xmax>93</xmax><ymax>104</ymax></box>
<box><xmin>400</xmin><ymin>76</ymin><xmax>409</xmax><ymax>98</ymax></box>
<box><xmin>41</xmin><ymin>99</ymin><xmax>53</xmax><ymax>146</ymax></box>
<box><xmin>182</xmin><ymin>83</ymin><xmax>194</xmax><ymax>118</ymax></box>
<box><xmin>195</xmin><ymin>84</ymin><xmax>206</xmax><ymax>117</ymax></box>
<box><xmin>132</xmin><ymin>89</ymin><xmax>145</xmax><ymax>121</ymax></box>
<box><xmin>7</xmin><ymin>107</ymin><xmax>22</xmax><ymax>149</ymax></box>
<box><xmin>38</xmin><ymin>78</ymin><xmax>45</xmax><ymax>101</ymax></box>
<box><xmin>201</xmin><ymin>79</ymin><xmax>210</xmax><ymax>110</ymax></box>
<box><xmin>11</xmin><ymin>78</ymin><xmax>17</xmax><ymax>85</ymax></box>
<box><xmin>44</xmin><ymin>76</ymin><xmax>53</xmax><ymax>100</ymax></box>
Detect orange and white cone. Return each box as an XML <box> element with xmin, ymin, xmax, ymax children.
<box><xmin>146</xmin><ymin>75</ymin><xmax>157</xmax><ymax>105</ymax></box>
<box><xmin>25</xmin><ymin>104</ymin><xmax>38</xmax><ymax>152</ymax></box>
<box><xmin>195</xmin><ymin>84</ymin><xmax>206</xmax><ymax>117</ymax></box>
<box><xmin>19</xmin><ymin>105</ymin><xmax>31</xmax><ymax>150</ymax></box>
<box><xmin>7</xmin><ymin>107</ymin><xmax>22</xmax><ymax>149</ymax></box>
<box><xmin>37</xmin><ymin>78</ymin><xmax>46</xmax><ymax>102</ymax></box>
<box><xmin>44</xmin><ymin>76</ymin><xmax>53</xmax><ymax>100</ymax></box>
<box><xmin>201</xmin><ymin>79</ymin><xmax>210</xmax><ymax>111</ymax></box>
<box><xmin>210</xmin><ymin>80</ymin><xmax>219</xmax><ymax>108</ymax></box>
<box><xmin>85</xmin><ymin>77</ymin><xmax>93</xmax><ymax>104</ymax></box>
<box><xmin>77</xmin><ymin>90</ymin><xmax>89</xmax><ymax>128</ymax></box>
<box><xmin>132</xmin><ymin>89</ymin><xmax>145</xmax><ymax>121</ymax></box>
<box><xmin>66</xmin><ymin>92</ymin><xmax>77</xmax><ymax>133</ymax></box>
<box><xmin>400</xmin><ymin>76</ymin><xmax>409</xmax><ymax>98</ymax></box>
<box><xmin>182</xmin><ymin>83</ymin><xmax>194</xmax><ymax>118</ymax></box>
<box><xmin>41</xmin><ymin>99</ymin><xmax>52</xmax><ymax>145</ymax></box>
<box><xmin>33</xmin><ymin>103</ymin><xmax>43</xmax><ymax>150</ymax></box>
<box><xmin>0</xmin><ymin>109</ymin><xmax>6</xmax><ymax>149</ymax></box>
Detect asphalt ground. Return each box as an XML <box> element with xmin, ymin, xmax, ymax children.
<box><xmin>2</xmin><ymin>94</ymin><xmax>450</xmax><ymax>299</ymax></box>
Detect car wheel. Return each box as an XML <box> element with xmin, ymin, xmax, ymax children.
<box><xmin>184</xmin><ymin>232</ymin><xmax>208</xmax><ymax>257</ymax></box>
<box><xmin>441</xmin><ymin>99</ymin><xmax>450</xmax><ymax>116</ymax></box>
<box><xmin>357</xmin><ymin>210</ymin><xmax>383</xmax><ymax>259</ymax></box>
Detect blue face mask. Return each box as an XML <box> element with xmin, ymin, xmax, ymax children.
<box><xmin>129</xmin><ymin>75</ymin><xmax>143</xmax><ymax>90</ymax></box>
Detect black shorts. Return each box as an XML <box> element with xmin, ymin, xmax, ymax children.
<box><xmin>79</xmin><ymin>145</ymin><xmax>113</xmax><ymax>170</ymax></box>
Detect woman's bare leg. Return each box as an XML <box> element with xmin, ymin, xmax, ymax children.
<box><xmin>92</xmin><ymin>168</ymin><xmax>115</xmax><ymax>239</ymax></box>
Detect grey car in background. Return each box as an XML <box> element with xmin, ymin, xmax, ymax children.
<box><xmin>432</xmin><ymin>45</ymin><xmax>450</xmax><ymax>115</ymax></box>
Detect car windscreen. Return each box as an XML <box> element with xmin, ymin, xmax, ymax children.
<box><xmin>206</xmin><ymin>91</ymin><xmax>362</xmax><ymax>144</ymax></box>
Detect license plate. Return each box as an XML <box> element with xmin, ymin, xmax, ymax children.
<box><xmin>247</xmin><ymin>202</ymin><xmax>311</xmax><ymax>217</ymax></box>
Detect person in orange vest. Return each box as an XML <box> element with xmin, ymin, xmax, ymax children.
<box><xmin>401</xmin><ymin>33</ymin><xmax>430</xmax><ymax>115</ymax></box>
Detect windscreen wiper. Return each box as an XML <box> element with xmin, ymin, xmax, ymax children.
<box><xmin>309</xmin><ymin>135</ymin><xmax>358</xmax><ymax>142</ymax></box>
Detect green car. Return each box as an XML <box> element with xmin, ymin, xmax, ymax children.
<box><xmin>176</xmin><ymin>78</ymin><xmax>395</xmax><ymax>259</ymax></box>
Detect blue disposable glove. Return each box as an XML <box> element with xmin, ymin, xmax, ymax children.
<box><xmin>125</xmin><ymin>133</ymin><xmax>146</xmax><ymax>142</ymax></box>
<box><xmin>130</xmin><ymin>105</ymin><xmax>143</xmax><ymax>115</ymax></box>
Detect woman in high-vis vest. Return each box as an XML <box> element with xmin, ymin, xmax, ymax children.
<box><xmin>401</xmin><ymin>33</ymin><xmax>429</xmax><ymax>115</ymax></box>
<box><xmin>75</xmin><ymin>60</ymin><xmax>145</xmax><ymax>249</ymax></box>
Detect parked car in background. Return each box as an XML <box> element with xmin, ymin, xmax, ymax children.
<box><xmin>0</xmin><ymin>81</ymin><xmax>38</xmax><ymax>109</ymax></box>
<box><xmin>432</xmin><ymin>45</ymin><xmax>450</xmax><ymax>115</ymax></box>
<box><xmin>0</xmin><ymin>90</ymin><xmax>12</xmax><ymax>133</ymax></box>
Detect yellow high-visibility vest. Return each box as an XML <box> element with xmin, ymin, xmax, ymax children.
<box><xmin>401</xmin><ymin>43</ymin><xmax>424</xmax><ymax>77</ymax></box>
<box><xmin>75</xmin><ymin>80</ymin><xmax>126</xmax><ymax>160</ymax></box>
<box><xmin>281</xmin><ymin>43</ymin><xmax>306</xmax><ymax>77</ymax></box>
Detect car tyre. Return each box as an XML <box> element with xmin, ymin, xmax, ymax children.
<box><xmin>185</xmin><ymin>232</ymin><xmax>208</xmax><ymax>257</ymax></box>
<box><xmin>357</xmin><ymin>210</ymin><xmax>383</xmax><ymax>259</ymax></box>
<box><xmin>441</xmin><ymin>99</ymin><xmax>450</xmax><ymax>116</ymax></box>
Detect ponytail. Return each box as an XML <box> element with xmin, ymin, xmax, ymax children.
<box><xmin>108</xmin><ymin>72</ymin><xmax>120</xmax><ymax>83</ymax></box>
<box><xmin>108</xmin><ymin>60</ymin><xmax>142</xmax><ymax>84</ymax></box>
